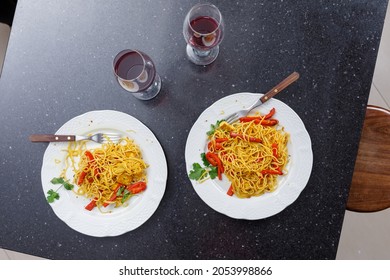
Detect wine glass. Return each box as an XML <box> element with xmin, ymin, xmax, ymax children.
<box><xmin>183</xmin><ymin>3</ymin><xmax>224</xmax><ymax>65</ymax></box>
<box><xmin>113</xmin><ymin>49</ymin><xmax>161</xmax><ymax>100</ymax></box>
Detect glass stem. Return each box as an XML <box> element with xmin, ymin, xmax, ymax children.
<box><xmin>193</xmin><ymin>48</ymin><xmax>211</xmax><ymax>57</ymax></box>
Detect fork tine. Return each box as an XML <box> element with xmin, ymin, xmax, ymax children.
<box><xmin>99</xmin><ymin>133</ymin><xmax>122</xmax><ymax>143</ymax></box>
<box><xmin>225</xmin><ymin>113</ymin><xmax>239</xmax><ymax>124</ymax></box>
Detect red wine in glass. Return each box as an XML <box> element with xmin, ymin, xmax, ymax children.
<box><xmin>114</xmin><ymin>50</ymin><xmax>156</xmax><ymax>92</ymax></box>
<box><xmin>183</xmin><ymin>3</ymin><xmax>224</xmax><ymax>65</ymax></box>
<box><xmin>188</xmin><ymin>16</ymin><xmax>222</xmax><ymax>50</ymax></box>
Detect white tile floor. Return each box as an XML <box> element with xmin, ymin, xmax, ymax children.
<box><xmin>0</xmin><ymin>4</ymin><xmax>390</xmax><ymax>260</ymax></box>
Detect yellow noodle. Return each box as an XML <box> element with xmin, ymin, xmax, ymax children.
<box><xmin>209</xmin><ymin>120</ymin><xmax>289</xmax><ymax>198</ymax></box>
<box><xmin>62</xmin><ymin>137</ymin><xmax>148</xmax><ymax>209</ymax></box>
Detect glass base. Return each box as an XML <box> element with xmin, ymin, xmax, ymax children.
<box><xmin>118</xmin><ymin>74</ymin><xmax>161</xmax><ymax>100</ymax></box>
<box><xmin>186</xmin><ymin>44</ymin><xmax>219</xmax><ymax>65</ymax></box>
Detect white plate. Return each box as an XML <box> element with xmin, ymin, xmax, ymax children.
<box><xmin>185</xmin><ymin>93</ymin><xmax>313</xmax><ymax>220</ymax></box>
<box><xmin>41</xmin><ymin>110</ymin><xmax>167</xmax><ymax>237</ymax></box>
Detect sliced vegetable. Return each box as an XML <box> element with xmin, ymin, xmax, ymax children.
<box><xmin>239</xmin><ymin>108</ymin><xmax>276</xmax><ymax>123</ymax></box>
<box><xmin>240</xmin><ymin>118</ymin><xmax>278</xmax><ymax>126</ymax></box>
<box><xmin>84</xmin><ymin>200</ymin><xmax>97</xmax><ymax>211</ymax></box>
<box><xmin>261</xmin><ymin>168</ymin><xmax>283</xmax><ymax>175</ymax></box>
<box><xmin>127</xmin><ymin>181</ymin><xmax>147</xmax><ymax>194</ymax></box>
<box><xmin>272</xmin><ymin>143</ymin><xmax>278</xmax><ymax>158</ymax></box>
<box><xmin>227</xmin><ymin>185</ymin><xmax>234</xmax><ymax>196</ymax></box>
<box><xmin>77</xmin><ymin>151</ymin><xmax>99</xmax><ymax>185</ymax></box>
<box><xmin>264</xmin><ymin>107</ymin><xmax>276</xmax><ymax>119</ymax></box>
<box><xmin>205</xmin><ymin>152</ymin><xmax>224</xmax><ymax>180</ymax></box>
<box><xmin>257</xmin><ymin>119</ymin><xmax>278</xmax><ymax>126</ymax></box>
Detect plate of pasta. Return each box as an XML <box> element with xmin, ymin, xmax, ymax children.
<box><xmin>185</xmin><ymin>92</ymin><xmax>312</xmax><ymax>219</ymax></box>
<box><xmin>41</xmin><ymin>110</ymin><xmax>167</xmax><ymax>237</ymax></box>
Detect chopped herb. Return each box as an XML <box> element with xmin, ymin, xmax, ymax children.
<box><xmin>46</xmin><ymin>177</ymin><xmax>74</xmax><ymax>204</ymax></box>
<box><xmin>208</xmin><ymin>166</ymin><xmax>218</xmax><ymax>179</ymax></box>
<box><xmin>188</xmin><ymin>154</ymin><xmax>218</xmax><ymax>182</ymax></box>
<box><xmin>50</xmin><ymin>177</ymin><xmax>65</xmax><ymax>184</ymax></box>
<box><xmin>189</xmin><ymin>163</ymin><xmax>206</xmax><ymax>180</ymax></box>
<box><xmin>207</xmin><ymin>120</ymin><xmax>223</xmax><ymax>136</ymax></box>
<box><xmin>63</xmin><ymin>182</ymin><xmax>74</xmax><ymax>190</ymax></box>
<box><xmin>47</xmin><ymin>189</ymin><xmax>60</xmax><ymax>203</ymax></box>
<box><xmin>201</xmin><ymin>153</ymin><xmax>210</xmax><ymax>167</ymax></box>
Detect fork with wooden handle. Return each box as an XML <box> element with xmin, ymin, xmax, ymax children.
<box><xmin>29</xmin><ymin>133</ymin><xmax>121</xmax><ymax>144</ymax></box>
<box><xmin>224</xmin><ymin>72</ymin><xmax>300</xmax><ymax>124</ymax></box>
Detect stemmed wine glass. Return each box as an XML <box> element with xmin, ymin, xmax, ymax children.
<box><xmin>113</xmin><ymin>49</ymin><xmax>161</xmax><ymax>100</ymax></box>
<box><xmin>183</xmin><ymin>3</ymin><xmax>224</xmax><ymax>65</ymax></box>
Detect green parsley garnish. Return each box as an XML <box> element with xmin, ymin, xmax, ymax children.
<box><xmin>46</xmin><ymin>177</ymin><xmax>74</xmax><ymax>203</ymax></box>
<box><xmin>188</xmin><ymin>154</ymin><xmax>218</xmax><ymax>182</ymax></box>
<box><xmin>201</xmin><ymin>152</ymin><xmax>210</xmax><ymax>167</ymax></box>
<box><xmin>206</xmin><ymin>120</ymin><xmax>223</xmax><ymax>136</ymax></box>
<box><xmin>50</xmin><ymin>177</ymin><xmax>65</xmax><ymax>184</ymax></box>
<box><xmin>189</xmin><ymin>163</ymin><xmax>207</xmax><ymax>180</ymax></box>
<box><xmin>208</xmin><ymin>166</ymin><xmax>218</xmax><ymax>179</ymax></box>
<box><xmin>46</xmin><ymin>189</ymin><xmax>60</xmax><ymax>203</ymax></box>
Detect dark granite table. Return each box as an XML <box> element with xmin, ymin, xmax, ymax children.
<box><xmin>0</xmin><ymin>0</ymin><xmax>388</xmax><ymax>260</ymax></box>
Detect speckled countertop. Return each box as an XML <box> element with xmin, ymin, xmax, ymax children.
<box><xmin>0</xmin><ymin>0</ymin><xmax>388</xmax><ymax>259</ymax></box>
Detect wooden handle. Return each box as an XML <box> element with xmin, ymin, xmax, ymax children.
<box><xmin>260</xmin><ymin>72</ymin><xmax>300</xmax><ymax>103</ymax></box>
<box><xmin>29</xmin><ymin>134</ymin><xmax>76</xmax><ymax>142</ymax></box>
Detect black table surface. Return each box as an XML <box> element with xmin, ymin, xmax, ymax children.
<box><xmin>0</xmin><ymin>0</ymin><xmax>388</xmax><ymax>260</ymax></box>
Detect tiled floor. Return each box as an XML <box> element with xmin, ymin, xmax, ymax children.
<box><xmin>1</xmin><ymin>4</ymin><xmax>390</xmax><ymax>260</ymax></box>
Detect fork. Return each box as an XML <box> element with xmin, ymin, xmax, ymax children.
<box><xmin>29</xmin><ymin>133</ymin><xmax>122</xmax><ymax>144</ymax></box>
<box><xmin>224</xmin><ymin>72</ymin><xmax>300</xmax><ymax>124</ymax></box>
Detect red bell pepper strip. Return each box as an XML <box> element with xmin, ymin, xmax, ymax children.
<box><xmin>208</xmin><ymin>138</ymin><xmax>228</xmax><ymax>151</ymax></box>
<box><xmin>85</xmin><ymin>200</ymin><xmax>97</xmax><ymax>211</ymax></box>
<box><xmin>85</xmin><ymin>150</ymin><xmax>94</xmax><ymax>161</ymax></box>
<box><xmin>85</xmin><ymin>150</ymin><xmax>100</xmax><ymax>176</ymax></box>
<box><xmin>126</xmin><ymin>181</ymin><xmax>147</xmax><ymax>194</ymax></box>
<box><xmin>257</xmin><ymin>119</ymin><xmax>278</xmax><ymax>126</ymax></box>
<box><xmin>239</xmin><ymin>118</ymin><xmax>278</xmax><ymax>126</ymax></box>
<box><xmin>261</xmin><ymin>168</ymin><xmax>283</xmax><ymax>175</ymax></box>
<box><xmin>272</xmin><ymin>143</ymin><xmax>278</xmax><ymax>158</ymax></box>
<box><xmin>229</xmin><ymin>132</ymin><xmax>262</xmax><ymax>143</ymax></box>
<box><xmin>227</xmin><ymin>185</ymin><xmax>234</xmax><ymax>196</ymax></box>
<box><xmin>239</xmin><ymin>108</ymin><xmax>276</xmax><ymax>122</ymax></box>
<box><xmin>205</xmin><ymin>152</ymin><xmax>219</xmax><ymax>166</ymax></box>
<box><xmin>205</xmin><ymin>152</ymin><xmax>224</xmax><ymax>180</ymax></box>
<box><xmin>77</xmin><ymin>171</ymin><xmax>87</xmax><ymax>185</ymax></box>
<box><xmin>215</xmin><ymin>138</ymin><xmax>228</xmax><ymax>143</ymax></box>
<box><xmin>264</xmin><ymin>108</ymin><xmax>276</xmax><ymax>119</ymax></box>
<box><xmin>239</xmin><ymin>116</ymin><xmax>262</xmax><ymax>122</ymax></box>
<box><xmin>77</xmin><ymin>151</ymin><xmax>99</xmax><ymax>185</ymax></box>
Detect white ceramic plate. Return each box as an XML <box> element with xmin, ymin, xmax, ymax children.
<box><xmin>185</xmin><ymin>93</ymin><xmax>313</xmax><ymax>219</ymax></box>
<box><xmin>41</xmin><ymin>110</ymin><xmax>167</xmax><ymax>237</ymax></box>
